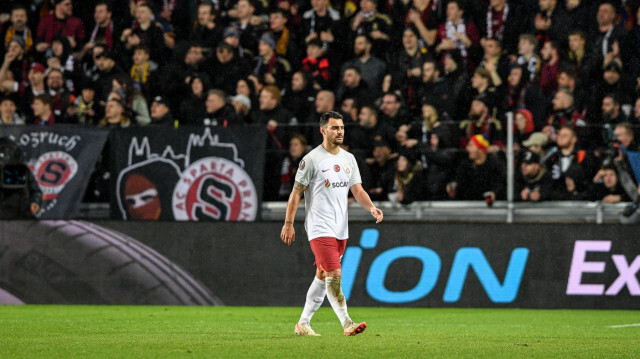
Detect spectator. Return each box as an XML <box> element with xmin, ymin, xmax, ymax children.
<box><xmin>610</xmin><ymin>123</ymin><xmax>640</xmax><ymax>201</ymax></box>
<box><xmin>516</xmin><ymin>34</ymin><xmax>542</xmax><ymax>83</ymax></box>
<box><xmin>207</xmin><ymin>42</ymin><xmax>248</xmax><ymax>96</ymax></box>
<box><xmin>522</xmin><ymin>131</ymin><xmax>549</xmax><ymax>158</ymax></box>
<box><xmin>531</xmin><ymin>0</ymin><xmax>569</xmax><ymax>46</ymax></box>
<box><xmin>0</xmin><ymin>97</ymin><xmax>24</xmax><ymax>125</ymax></box>
<box><xmin>601</xmin><ymin>94</ymin><xmax>627</xmax><ymax>127</ymax></box>
<box><xmin>230</xmin><ymin>94</ymin><xmax>251</xmax><ymax>124</ymax></box>
<box><xmin>404</xmin><ymin>0</ymin><xmax>438</xmax><ymax>47</ymax></box>
<box><xmin>99</xmin><ymin>98</ymin><xmax>131</xmax><ymax>128</ymax></box>
<box><xmin>455</xmin><ymin>68</ymin><xmax>501</xmax><ymax>122</ymax></box>
<box><xmin>31</xmin><ymin>93</ymin><xmax>56</xmax><ymax>125</ymax></box>
<box><xmin>222</xmin><ymin>26</ymin><xmax>255</xmax><ymax>63</ymax></box>
<box><xmin>564</xmin><ymin>0</ymin><xmax>596</xmax><ymax>34</ymax></box>
<box><xmin>390</xmin><ymin>153</ymin><xmax>425</xmax><ymax>204</ymax></box>
<box><xmin>340</xmin><ymin>96</ymin><xmax>359</xmax><ymax>123</ymax></box>
<box><xmin>94</xmin><ymin>49</ymin><xmax>124</xmax><ymax>103</ymax></box>
<box><xmin>229</xmin><ymin>0</ymin><xmax>264</xmax><ymax>54</ymax></box>
<box><xmin>149</xmin><ymin>95</ymin><xmax>176</xmax><ymax>127</ymax></box>
<box><xmin>358</xmin><ymin>104</ymin><xmax>398</xmax><ymax>155</ymax></box>
<box><xmin>46</xmin><ymin>68</ymin><xmax>75</xmax><ymax>122</ymax></box>
<box><xmin>417</xmin><ymin>121</ymin><xmax>457</xmax><ymax>200</ymax></box>
<box><xmin>387</xmin><ymin>27</ymin><xmax>427</xmax><ymax>113</ymax></box>
<box><xmin>367</xmin><ymin>140</ymin><xmax>396</xmax><ymax>201</ymax></box>
<box><xmin>435</xmin><ymin>1</ymin><xmax>480</xmax><ymax>69</ymax></box>
<box><xmin>47</xmin><ymin>35</ymin><xmax>81</xmax><ymax>93</ymax></box>
<box><xmin>83</xmin><ymin>1</ymin><xmax>118</xmax><ymax>56</ymax></box>
<box><xmin>442</xmin><ymin>51</ymin><xmax>468</xmax><ymax>114</ymax></box>
<box><xmin>180</xmin><ymin>73</ymin><xmax>211</xmax><ymax>125</ymax></box>
<box><xmin>557</xmin><ymin>68</ymin><xmax>587</xmax><ymax>112</ymax></box>
<box><xmin>539</xmin><ymin>40</ymin><xmax>563</xmax><ymax>97</ymax></box>
<box><xmin>337</xmin><ymin>65</ymin><xmax>372</xmax><ymax>107</ymax></box>
<box><xmin>477</xmin><ymin>37</ymin><xmax>509</xmax><ymax>87</ymax></box>
<box><xmin>447</xmin><ymin>134</ymin><xmax>506</xmax><ymax>201</ymax></box>
<box><xmin>581</xmin><ymin>165</ymin><xmax>631</xmax><ymax>203</ymax></box>
<box><xmin>189</xmin><ymin>1</ymin><xmax>222</xmax><ymax>49</ymax></box>
<box><xmin>283</xmin><ymin>70</ymin><xmax>316</xmax><ymax>125</ymax></box>
<box><xmin>516</xmin><ymin>150</ymin><xmax>554</xmax><ymax>202</ymax></box>
<box><xmin>338</xmin><ymin>34</ymin><xmax>387</xmax><ymax>100</ymax></box>
<box><xmin>69</xmin><ymin>82</ymin><xmax>97</xmax><ymax>125</ymax></box>
<box><xmin>301</xmin><ymin>38</ymin><xmax>331</xmax><ymax>89</ymax></box>
<box><xmin>414</xmin><ymin>58</ymin><xmax>451</xmax><ymax>120</ymax></box>
<box><xmin>380</xmin><ymin>91</ymin><xmax>411</xmax><ymax>130</ymax></box>
<box><xmin>19</xmin><ymin>62</ymin><xmax>47</xmax><ymax>117</ymax></box>
<box><xmin>0</xmin><ymin>37</ymin><xmax>29</xmax><ymax>97</ymax></box>
<box><xmin>481</xmin><ymin>0</ymin><xmax>529</xmax><ymax>56</ymax></box>
<box><xmin>36</xmin><ymin>0</ymin><xmax>85</xmax><ymax>53</ymax></box>
<box><xmin>278</xmin><ymin>134</ymin><xmax>309</xmax><ymax>199</ymax></box>
<box><xmin>590</xmin><ymin>2</ymin><xmax>625</xmax><ymax>67</ymax></box>
<box><xmin>257</xmin><ymin>84</ymin><xmax>294</xmax><ymax>149</ymax></box>
<box><xmin>120</xmin><ymin>3</ymin><xmax>166</xmax><ymax>64</ymax></box>
<box><xmin>0</xmin><ymin>4</ymin><xmax>33</xmax><ymax>57</ymax></box>
<box><xmin>235</xmin><ymin>78</ymin><xmax>260</xmax><ymax>123</ymax></box>
<box><xmin>269</xmin><ymin>8</ymin><xmax>300</xmax><ymax>68</ymax></box>
<box><xmin>544</xmin><ymin>126</ymin><xmax>595</xmax><ymax>194</ymax></box>
<box><xmin>201</xmin><ymin>89</ymin><xmax>240</xmax><ymax>127</ymax></box>
<box><xmin>458</xmin><ymin>97</ymin><xmax>504</xmax><ymax>151</ymax></box>
<box><xmin>513</xmin><ymin>109</ymin><xmax>536</xmax><ymax>150</ymax></box>
<box><xmin>255</xmin><ymin>32</ymin><xmax>292</xmax><ymax>89</ymax></box>
<box><xmin>566</xmin><ymin>30</ymin><xmax>595</xmax><ymax>91</ymax></box>
<box><xmin>161</xmin><ymin>43</ymin><xmax>205</xmax><ymax>112</ymax></box>
<box><xmin>350</xmin><ymin>0</ymin><xmax>392</xmax><ymax>56</ymax></box>
<box><xmin>129</xmin><ymin>45</ymin><xmax>157</xmax><ymax>97</ymax></box>
<box><xmin>505</xmin><ymin>65</ymin><xmax>547</xmax><ymax>130</ymax></box>
<box><xmin>299</xmin><ymin>0</ymin><xmax>341</xmax><ymax>52</ymax></box>
<box><xmin>544</xmin><ymin>89</ymin><xmax>585</xmax><ymax>141</ymax></box>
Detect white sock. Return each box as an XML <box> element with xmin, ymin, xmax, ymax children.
<box><xmin>299</xmin><ymin>277</ymin><xmax>326</xmax><ymax>324</ymax></box>
<box><xmin>325</xmin><ymin>277</ymin><xmax>351</xmax><ymax>327</ymax></box>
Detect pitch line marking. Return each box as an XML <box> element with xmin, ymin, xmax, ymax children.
<box><xmin>606</xmin><ymin>323</ymin><xmax>640</xmax><ymax>328</ymax></box>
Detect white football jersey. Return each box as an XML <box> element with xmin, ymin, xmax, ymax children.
<box><xmin>295</xmin><ymin>145</ymin><xmax>362</xmax><ymax>241</ymax></box>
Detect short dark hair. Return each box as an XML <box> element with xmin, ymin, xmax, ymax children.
<box><xmin>95</xmin><ymin>1</ymin><xmax>112</xmax><ymax>12</ymax></box>
<box><xmin>344</xmin><ymin>65</ymin><xmax>361</xmax><ymax>75</ymax></box>
<box><xmin>11</xmin><ymin>3</ymin><xmax>28</xmax><ymax>14</ymax></box>
<box><xmin>319</xmin><ymin>111</ymin><xmax>343</xmax><ymax>127</ymax></box>
<box><xmin>34</xmin><ymin>93</ymin><xmax>54</xmax><ymax>108</ymax></box>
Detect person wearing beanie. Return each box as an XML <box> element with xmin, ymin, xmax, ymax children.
<box><xmin>516</xmin><ymin>150</ymin><xmax>555</xmax><ymax>202</ymax></box>
<box><xmin>447</xmin><ymin>134</ymin><xmax>506</xmax><ymax>201</ymax></box>
<box><xmin>254</xmin><ymin>32</ymin><xmax>292</xmax><ymax>89</ymax></box>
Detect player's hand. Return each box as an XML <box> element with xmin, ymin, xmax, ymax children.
<box><xmin>371</xmin><ymin>207</ymin><xmax>383</xmax><ymax>223</ymax></box>
<box><xmin>280</xmin><ymin>223</ymin><xmax>295</xmax><ymax>246</ymax></box>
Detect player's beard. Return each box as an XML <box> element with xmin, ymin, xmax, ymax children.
<box><xmin>331</xmin><ymin>135</ymin><xmax>344</xmax><ymax>146</ymax></box>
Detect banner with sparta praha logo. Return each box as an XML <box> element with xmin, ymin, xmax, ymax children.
<box><xmin>0</xmin><ymin>125</ymin><xmax>109</xmax><ymax>218</ymax></box>
<box><xmin>110</xmin><ymin>126</ymin><xmax>266</xmax><ymax>221</ymax></box>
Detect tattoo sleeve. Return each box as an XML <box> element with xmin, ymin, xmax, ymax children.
<box><xmin>293</xmin><ymin>181</ymin><xmax>308</xmax><ymax>192</ymax></box>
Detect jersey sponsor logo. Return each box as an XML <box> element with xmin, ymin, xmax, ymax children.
<box><xmin>334</xmin><ymin>164</ymin><xmax>340</xmax><ymax>172</ymax></box>
<box><xmin>299</xmin><ymin>160</ymin><xmax>305</xmax><ymax>170</ymax></box>
<box><xmin>33</xmin><ymin>151</ymin><xmax>78</xmax><ymax>201</ymax></box>
<box><xmin>324</xmin><ymin>179</ymin><xmax>349</xmax><ymax>189</ymax></box>
<box><xmin>173</xmin><ymin>157</ymin><xmax>258</xmax><ymax>221</ymax></box>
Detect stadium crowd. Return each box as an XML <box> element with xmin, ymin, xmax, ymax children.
<box><xmin>1</xmin><ymin>0</ymin><xmax>640</xmax><ymax>210</ymax></box>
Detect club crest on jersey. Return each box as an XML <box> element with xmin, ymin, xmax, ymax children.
<box><xmin>334</xmin><ymin>164</ymin><xmax>340</xmax><ymax>172</ymax></box>
<box><xmin>344</xmin><ymin>164</ymin><xmax>351</xmax><ymax>175</ymax></box>
<box><xmin>299</xmin><ymin>160</ymin><xmax>305</xmax><ymax>170</ymax></box>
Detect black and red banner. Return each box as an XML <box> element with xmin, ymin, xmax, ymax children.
<box><xmin>109</xmin><ymin>125</ymin><xmax>266</xmax><ymax>221</ymax></box>
<box><xmin>0</xmin><ymin>126</ymin><xmax>109</xmax><ymax>218</ymax></box>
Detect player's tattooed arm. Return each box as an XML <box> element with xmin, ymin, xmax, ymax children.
<box><xmin>293</xmin><ymin>181</ymin><xmax>308</xmax><ymax>193</ymax></box>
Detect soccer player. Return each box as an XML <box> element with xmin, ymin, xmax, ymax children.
<box><xmin>280</xmin><ymin>111</ymin><xmax>384</xmax><ymax>336</ymax></box>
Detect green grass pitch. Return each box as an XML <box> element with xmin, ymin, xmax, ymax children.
<box><xmin>0</xmin><ymin>306</ymin><xmax>638</xmax><ymax>358</ymax></box>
